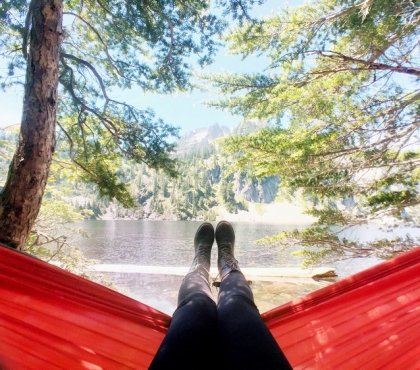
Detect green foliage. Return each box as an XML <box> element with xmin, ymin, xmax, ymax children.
<box><xmin>0</xmin><ymin>0</ymin><xmax>260</xmax><ymax>204</ymax></box>
<box><xmin>210</xmin><ymin>0</ymin><xmax>420</xmax><ymax>262</ymax></box>
<box><xmin>44</xmin><ymin>127</ymin><xmax>278</xmax><ymax>221</ymax></box>
<box><xmin>220</xmin><ymin>173</ymin><xmax>242</xmax><ymax>213</ymax></box>
<box><xmin>367</xmin><ymin>190</ymin><xmax>417</xmax><ymax>212</ymax></box>
<box><xmin>136</xmin><ymin>150</ymin><xmax>246</xmax><ymax>219</ymax></box>
<box><xmin>25</xmin><ymin>184</ymin><xmax>107</xmax><ymax>282</ymax></box>
<box><xmin>0</xmin><ymin>129</ymin><xmax>106</xmax><ymax>283</ymax></box>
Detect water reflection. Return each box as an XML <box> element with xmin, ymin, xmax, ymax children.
<box><xmin>73</xmin><ymin>220</ymin><xmax>302</xmax><ymax>267</ymax></box>
<box><xmin>71</xmin><ymin>220</ymin><xmax>381</xmax><ymax>315</ymax></box>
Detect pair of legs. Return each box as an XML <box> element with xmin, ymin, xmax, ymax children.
<box><xmin>150</xmin><ymin>222</ymin><xmax>292</xmax><ymax>370</ymax></box>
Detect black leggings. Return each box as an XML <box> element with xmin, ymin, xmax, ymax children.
<box><xmin>149</xmin><ymin>270</ymin><xmax>292</xmax><ymax>370</ymax></box>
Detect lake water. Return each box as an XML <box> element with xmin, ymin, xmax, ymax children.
<box><xmin>71</xmin><ymin>220</ymin><xmax>386</xmax><ymax>314</ymax></box>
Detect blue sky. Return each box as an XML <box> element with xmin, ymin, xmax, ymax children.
<box><xmin>0</xmin><ymin>1</ymin><xmax>298</xmax><ymax>134</ymax></box>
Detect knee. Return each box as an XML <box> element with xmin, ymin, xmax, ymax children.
<box><xmin>217</xmin><ymin>293</ymin><xmax>259</xmax><ymax>316</ymax></box>
<box><xmin>176</xmin><ymin>294</ymin><xmax>217</xmax><ymax>317</ymax></box>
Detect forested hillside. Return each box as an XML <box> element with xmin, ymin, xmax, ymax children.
<box><xmin>0</xmin><ymin>122</ymin><xmax>279</xmax><ymax>221</ymax></box>
<box><xmin>72</xmin><ymin>122</ymin><xmax>279</xmax><ymax>220</ymax></box>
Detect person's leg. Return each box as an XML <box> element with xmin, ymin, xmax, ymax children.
<box><xmin>216</xmin><ymin>221</ymin><xmax>292</xmax><ymax>370</ymax></box>
<box><xmin>149</xmin><ymin>223</ymin><xmax>219</xmax><ymax>370</ymax></box>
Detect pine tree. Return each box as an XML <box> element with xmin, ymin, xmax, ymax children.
<box><xmin>0</xmin><ymin>0</ymin><xmax>261</xmax><ymax>248</ymax></box>
<box><xmin>210</xmin><ymin>0</ymin><xmax>419</xmax><ymax>261</ymax></box>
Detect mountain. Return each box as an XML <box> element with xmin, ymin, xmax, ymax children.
<box><xmin>176</xmin><ymin>124</ymin><xmax>230</xmax><ymax>156</ymax></box>
<box><xmin>104</xmin><ymin>122</ymin><xmax>281</xmax><ymax>220</ymax></box>
<box><xmin>231</xmin><ymin>119</ymin><xmax>269</xmax><ymax>135</ymax></box>
<box><xmin>175</xmin><ymin>120</ymin><xmax>269</xmax><ymax>156</ymax></box>
<box><xmin>0</xmin><ymin>123</ymin><xmax>281</xmax><ymax>221</ymax></box>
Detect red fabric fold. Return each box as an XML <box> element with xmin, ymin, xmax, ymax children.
<box><xmin>262</xmin><ymin>246</ymin><xmax>420</xmax><ymax>369</ymax></box>
<box><xmin>0</xmin><ymin>246</ymin><xmax>170</xmax><ymax>369</ymax></box>
<box><xmin>1</xmin><ymin>244</ymin><xmax>419</xmax><ymax>369</ymax></box>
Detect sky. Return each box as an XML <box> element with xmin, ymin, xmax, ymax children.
<box><xmin>0</xmin><ymin>1</ymin><xmax>299</xmax><ymax>134</ymax></box>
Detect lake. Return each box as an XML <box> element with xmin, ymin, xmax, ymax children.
<box><xmin>71</xmin><ymin>220</ymin><xmax>386</xmax><ymax>314</ymax></box>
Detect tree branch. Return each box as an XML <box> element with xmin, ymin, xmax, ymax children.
<box><xmin>314</xmin><ymin>50</ymin><xmax>420</xmax><ymax>77</ymax></box>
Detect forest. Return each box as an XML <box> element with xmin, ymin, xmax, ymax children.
<box><xmin>0</xmin><ymin>0</ymin><xmax>419</xmax><ymax>269</ymax></box>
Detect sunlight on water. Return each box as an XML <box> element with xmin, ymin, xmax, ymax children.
<box><xmin>71</xmin><ymin>220</ymin><xmax>382</xmax><ymax>314</ymax></box>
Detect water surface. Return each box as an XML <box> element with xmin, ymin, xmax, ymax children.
<box><xmin>72</xmin><ymin>220</ymin><xmax>383</xmax><ymax>314</ymax></box>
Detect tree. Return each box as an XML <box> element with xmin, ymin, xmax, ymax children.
<box><xmin>0</xmin><ymin>0</ymin><xmax>262</xmax><ymax>249</ymax></box>
<box><xmin>209</xmin><ymin>0</ymin><xmax>419</xmax><ymax>262</ymax></box>
<box><xmin>0</xmin><ymin>0</ymin><xmax>63</xmax><ymax>249</ymax></box>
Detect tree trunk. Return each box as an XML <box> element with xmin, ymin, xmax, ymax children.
<box><xmin>0</xmin><ymin>0</ymin><xmax>63</xmax><ymax>249</ymax></box>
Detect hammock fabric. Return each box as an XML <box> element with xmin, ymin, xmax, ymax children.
<box><xmin>0</xmin><ymin>245</ymin><xmax>419</xmax><ymax>369</ymax></box>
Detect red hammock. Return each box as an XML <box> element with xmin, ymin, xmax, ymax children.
<box><xmin>0</xmin><ymin>245</ymin><xmax>419</xmax><ymax>369</ymax></box>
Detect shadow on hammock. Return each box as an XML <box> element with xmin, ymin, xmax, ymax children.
<box><xmin>0</xmin><ymin>244</ymin><xmax>419</xmax><ymax>369</ymax></box>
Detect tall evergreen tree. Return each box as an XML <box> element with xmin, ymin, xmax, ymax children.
<box><xmin>0</xmin><ymin>0</ymin><xmax>262</xmax><ymax>249</ymax></box>
<box><xmin>209</xmin><ymin>0</ymin><xmax>419</xmax><ymax>261</ymax></box>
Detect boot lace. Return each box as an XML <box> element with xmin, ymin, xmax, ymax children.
<box><xmin>219</xmin><ymin>243</ymin><xmax>238</xmax><ymax>270</ymax></box>
<box><xmin>191</xmin><ymin>244</ymin><xmax>211</xmax><ymax>274</ymax></box>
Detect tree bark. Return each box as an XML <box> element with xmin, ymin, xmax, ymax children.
<box><xmin>0</xmin><ymin>0</ymin><xmax>63</xmax><ymax>249</ymax></box>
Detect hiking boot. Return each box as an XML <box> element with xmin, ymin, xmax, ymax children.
<box><xmin>189</xmin><ymin>222</ymin><xmax>214</xmax><ymax>277</ymax></box>
<box><xmin>215</xmin><ymin>221</ymin><xmax>240</xmax><ymax>280</ymax></box>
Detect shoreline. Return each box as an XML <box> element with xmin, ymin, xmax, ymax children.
<box><xmin>100</xmin><ymin>200</ymin><xmax>317</xmax><ymax>225</ymax></box>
